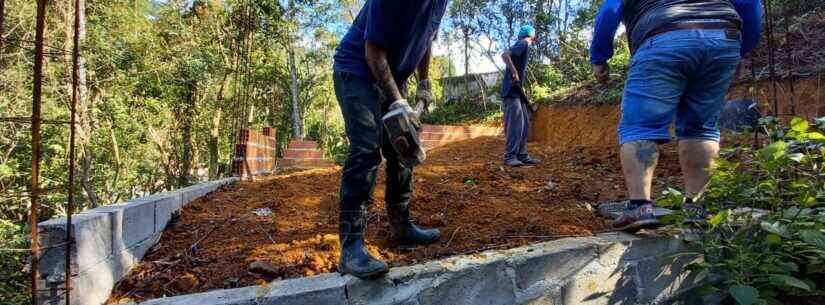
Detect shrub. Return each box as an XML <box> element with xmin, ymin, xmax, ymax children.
<box><xmin>659</xmin><ymin>117</ymin><xmax>825</xmax><ymax>305</ymax></box>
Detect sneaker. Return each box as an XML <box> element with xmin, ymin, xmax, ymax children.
<box><xmin>505</xmin><ymin>159</ymin><xmax>524</xmax><ymax>167</ymax></box>
<box><xmin>682</xmin><ymin>203</ymin><xmax>708</xmax><ymax>226</ymax></box>
<box><xmin>612</xmin><ymin>203</ymin><xmax>662</xmax><ymax>232</ymax></box>
<box><xmin>519</xmin><ymin>156</ymin><xmax>541</xmax><ymax>165</ymax></box>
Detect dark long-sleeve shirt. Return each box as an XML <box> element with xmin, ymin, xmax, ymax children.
<box><xmin>589</xmin><ymin>0</ymin><xmax>763</xmax><ymax>65</ymax></box>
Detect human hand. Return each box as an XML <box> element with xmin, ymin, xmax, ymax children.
<box><xmin>416</xmin><ymin>79</ymin><xmax>435</xmax><ymax>112</ymax></box>
<box><xmin>593</xmin><ymin>64</ymin><xmax>610</xmax><ymax>84</ymax></box>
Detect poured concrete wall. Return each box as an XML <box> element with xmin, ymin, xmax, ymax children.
<box><xmin>36</xmin><ymin>178</ymin><xmax>238</xmax><ymax>305</ymax></box>
<box><xmin>127</xmin><ymin>232</ymin><xmax>715</xmax><ymax>305</ymax></box>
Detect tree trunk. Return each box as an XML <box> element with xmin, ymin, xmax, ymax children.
<box><xmin>210</xmin><ymin>74</ymin><xmax>229</xmax><ymax>180</ymax></box>
<box><xmin>31</xmin><ymin>0</ymin><xmax>47</xmax><ymax>300</ymax></box>
<box><xmin>0</xmin><ymin>0</ymin><xmax>5</xmax><ymax>68</ymax></box>
<box><xmin>288</xmin><ymin>46</ymin><xmax>303</xmax><ymax>139</ymax></box>
<box><xmin>180</xmin><ymin>81</ymin><xmax>197</xmax><ymax>186</ymax></box>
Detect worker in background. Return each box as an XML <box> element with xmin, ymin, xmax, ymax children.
<box><xmin>590</xmin><ymin>0</ymin><xmax>762</xmax><ymax>231</ymax></box>
<box><xmin>331</xmin><ymin>0</ymin><xmax>446</xmax><ymax>278</ymax></box>
<box><xmin>501</xmin><ymin>25</ymin><xmax>541</xmax><ymax>167</ymax></box>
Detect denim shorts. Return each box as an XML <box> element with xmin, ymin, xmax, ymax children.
<box><xmin>618</xmin><ymin>28</ymin><xmax>742</xmax><ymax>145</ymax></box>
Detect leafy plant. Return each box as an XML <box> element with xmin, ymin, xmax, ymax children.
<box><xmin>671</xmin><ymin>117</ymin><xmax>825</xmax><ymax>305</ymax></box>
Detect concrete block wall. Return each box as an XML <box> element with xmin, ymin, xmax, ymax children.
<box><xmin>231</xmin><ymin>127</ymin><xmax>277</xmax><ymax>177</ymax></box>
<box><xmin>36</xmin><ymin>177</ymin><xmax>238</xmax><ymax>305</ymax></box>
<box><xmin>127</xmin><ymin>232</ymin><xmax>715</xmax><ymax>305</ymax></box>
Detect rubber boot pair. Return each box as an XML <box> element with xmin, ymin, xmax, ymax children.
<box><xmin>338</xmin><ymin>203</ymin><xmax>440</xmax><ymax>279</ymax></box>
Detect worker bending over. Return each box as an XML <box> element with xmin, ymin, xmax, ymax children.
<box><xmin>590</xmin><ymin>0</ymin><xmax>762</xmax><ymax>231</ymax></box>
<box><xmin>332</xmin><ymin>0</ymin><xmax>447</xmax><ymax>278</ymax></box>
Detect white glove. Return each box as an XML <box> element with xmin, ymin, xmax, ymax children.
<box><xmin>387</xmin><ymin>99</ymin><xmax>421</xmax><ymax>130</ymax></box>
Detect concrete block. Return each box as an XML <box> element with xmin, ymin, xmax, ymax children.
<box><xmin>417</xmin><ymin>253</ymin><xmax>516</xmax><ymax>305</ymax></box>
<box><xmin>635</xmin><ymin>253</ymin><xmax>706</xmax><ymax>303</ymax></box>
<box><xmin>594</xmin><ymin>232</ymin><xmax>689</xmax><ymax>263</ymax></box>
<box><xmin>38</xmin><ymin>212</ymin><xmax>113</xmax><ymax>278</ymax></box>
<box><xmin>261</xmin><ymin>272</ymin><xmax>349</xmax><ymax>305</ymax></box>
<box><xmin>505</xmin><ymin>238</ymin><xmax>599</xmax><ymax>290</ymax></box>
<box><xmin>151</xmin><ymin>193</ymin><xmax>184</xmax><ymax>232</ymax></box>
<box><xmin>130</xmin><ymin>273</ymin><xmax>348</xmax><ymax>305</ymax></box>
<box><xmin>92</xmin><ymin>200</ymin><xmax>156</xmax><ymax>253</ymax></box>
<box><xmin>515</xmin><ymin>279</ymin><xmax>563</xmax><ymax>305</ymax></box>
<box><xmin>561</xmin><ymin>260</ymin><xmax>638</xmax><ymax>305</ymax></box>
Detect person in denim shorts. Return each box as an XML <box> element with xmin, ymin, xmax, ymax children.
<box><xmin>589</xmin><ymin>0</ymin><xmax>763</xmax><ymax>231</ymax></box>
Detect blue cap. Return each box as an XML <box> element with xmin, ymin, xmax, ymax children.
<box><xmin>518</xmin><ymin>25</ymin><xmax>536</xmax><ymax>39</ymax></box>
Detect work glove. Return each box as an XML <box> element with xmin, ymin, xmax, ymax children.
<box><xmin>593</xmin><ymin>63</ymin><xmax>610</xmax><ymax>84</ymax></box>
<box><xmin>387</xmin><ymin>99</ymin><xmax>421</xmax><ymax>131</ymax></box>
<box><xmin>415</xmin><ymin>79</ymin><xmax>435</xmax><ymax>116</ymax></box>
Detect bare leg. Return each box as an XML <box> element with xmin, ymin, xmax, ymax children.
<box><xmin>620</xmin><ymin>140</ymin><xmax>660</xmax><ymax>201</ymax></box>
<box><xmin>678</xmin><ymin>139</ymin><xmax>719</xmax><ymax>200</ymax></box>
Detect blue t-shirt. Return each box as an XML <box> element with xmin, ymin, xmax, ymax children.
<box><xmin>501</xmin><ymin>40</ymin><xmax>530</xmax><ymax>98</ymax></box>
<box><xmin>333</xmin><ymin>0</ymin><xmax>448</xmax><ymax>87</ymax></box>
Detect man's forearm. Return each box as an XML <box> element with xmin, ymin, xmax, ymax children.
<box><xmin>365</xmin><ymin>41</ymin><xmax>403</xmax><ymax>101</ymax></box>
<box><xmin>417</xmin><ymin>47</ymin><xmax>431</xmax><ymax>81</ymax></box>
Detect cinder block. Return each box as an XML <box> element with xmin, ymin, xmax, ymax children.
<box><xmin>152</xmin><ymin>193</ymin><xmax>184</xmax><ymax>232</ymax></box>
<box><xmin>417</xmin><ymin>253</ymin><xmax>516</xmax><ymax>305</ymax></box>
<box><xmin>129</xmin><ymin>273</ymin><xmax>348</xmax><ymax>305</ymax></box>
<box><xmin>516</xmin><ymin>280</ymin><xmax>563</xmax><ymax>305</ymax></box>
<box><xmin>91</xmin><ymin>200</ymin><xmax>155</xmax><ymax>253</ymax></box>
<box><xmin>38</xmin><ymin>212</ymin><xmax>113</xmax><ymax>278</ymax></box>
<box><xmin>594</xmin><ymin>232</ymin><xmax>689</xmax><ymax>263</ymax></box>
<box><xmin>635</xmin><ymin>253</ymin><xmax>706</xmax><ymax>303</ymax></box>
<box><xmin>39</xmin><ymin>257</ymin><xmax>119</xmax><ymax>305</ymax></box>
<box><xmin>561</xmin><ymin>261</ymin><xmax>638</xmax><ymax>305</ymax></box>
<box><xmin>506</xmin><ymin>238</ymin><xmax>599</xmax><ymax>290</ymax></box>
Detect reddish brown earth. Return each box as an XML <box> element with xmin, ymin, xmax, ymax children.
<box><xmin>107</xmin><ymin>137</ymin><xmax>685</xmax><ymax>303</ymax></box>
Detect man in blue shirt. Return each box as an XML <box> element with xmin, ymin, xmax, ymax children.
<box><xmin>589</xmin><ymin>0</ymin><xmax>762</xmax><ymax>231</ymax></box>
<box><xmin>332</xmin><ymin>0</ymin><xmax>447</xmax><ymax>278</ymax></box>
<box><xmin>501</xmin><ymin>25</ymin><xmax>541</xmax><ymax>167</ymax></box>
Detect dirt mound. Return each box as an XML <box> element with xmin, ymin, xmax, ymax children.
<box><xmin>107</xmin><ymin>137</ymin><xmax>684</xmax><ymax>303</ymax></box>
<box><xmin>530</xmin><ymin>104</ymin><xmax>621</xmax><ymax>147</ymax></box>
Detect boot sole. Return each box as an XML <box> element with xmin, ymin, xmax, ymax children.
<box><xmin>338</xmin><ymin>265</ymin><xmax>389</xmax><ymax>279</ymax></box>
<box><xmin>613</xmin><ymin>219</ymin><xmax>662</xmax><ymax>233</ymax></box>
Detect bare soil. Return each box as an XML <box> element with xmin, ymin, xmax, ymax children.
<box><xmin>108</xmin><ymin>137</ymin><xmax>684</xmax><ymax>303</ymax></box>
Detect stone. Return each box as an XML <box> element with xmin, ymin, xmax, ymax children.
<box><xmin>249</xmin><ymin>261</ymin><xmax>283</xmax><ymax>278</ymax></box>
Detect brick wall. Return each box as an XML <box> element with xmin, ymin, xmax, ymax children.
<box><xmin>231</xmin><ymin>127</ymin><xmax>277</xmax><ymax>177</ymax></box>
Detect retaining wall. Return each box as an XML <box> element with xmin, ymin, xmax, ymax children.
<box><xmin>126</xmin><ymin>232</ymin><xmax>715</xmax><ymax>305</ymax></box>
<box><xmin>36</xmin><ymin>178</ymin><xmax>238</xmax><ymax>305</ymax></box>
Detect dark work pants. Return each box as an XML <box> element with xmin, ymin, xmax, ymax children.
<box><xmin>503</xmin><ymin>96</ymin><xmax>530</xmax><ymax>162</ymax></box>
<box><xmin>333</xmin><ymin>71</ymin><xmax>413</xmax><ymax>214</ymax></box>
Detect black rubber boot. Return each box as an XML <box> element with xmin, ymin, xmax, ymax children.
<box><xmin>338</xmin><ymin>207</ymin><xmax>388</xmax><ymax>279</ymax></box>
<box><xmin>387</xmin><ymin>202</ymin><xmax>441</xmax><ymax>246</ymax></box>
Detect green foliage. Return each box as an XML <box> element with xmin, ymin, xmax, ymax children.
<box><xmin>671</xmin><ymin>117</ymin><xmax>825</xmax><ymax>305</ymax></box>
<box><xmin>422</xmin><ymin>99</ymin><xmax>503</xmax><ymax>126</ymax></box>
<box><xmin>0</xmin><ymin>220</ymin><xmax>28</xmax><ymax>305</ymax></box>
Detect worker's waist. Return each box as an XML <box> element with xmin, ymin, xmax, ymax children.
<box><xmin>645</xmin><ymin>20</ymin><xmax>740</xmax><ymax>42</ymax></box>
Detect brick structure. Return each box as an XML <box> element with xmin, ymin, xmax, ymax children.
<box><xmin>232</xmin><ymin>127</ymin><xmax>277</xmax><ymax>177</ymax></box>
<box><xmin>420</xmin><ymin>124</ymin><xmax>503</xmax><ymax>149</ymax></box>
<box><xmin>277</xmin><ymin>140</ymin><xmax>335</xmax><ymax>168</ymax></box>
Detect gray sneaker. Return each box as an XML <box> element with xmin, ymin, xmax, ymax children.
<box><xmin>505</xmin><ymin>159</ymin><xmax>524</xmax><ymax>167</ymax></box>
<box><xmin>519</xmin><ymin>156</ymin><xmax>541</xmax><ymax>165</ymax></box>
